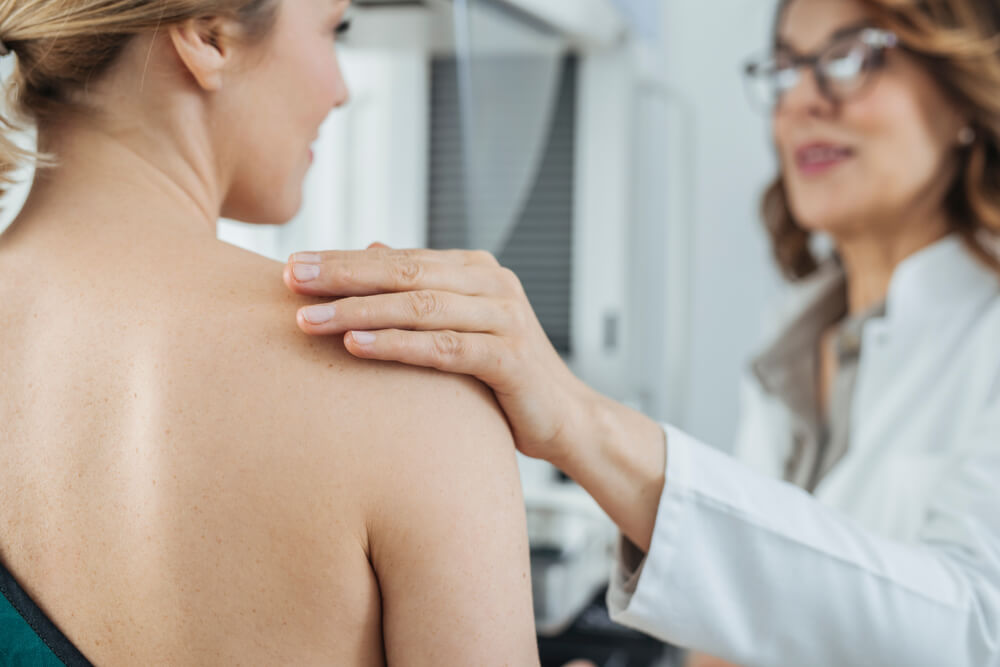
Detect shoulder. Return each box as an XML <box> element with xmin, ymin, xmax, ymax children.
<box><xmin>178</xmin><ymin>238</ymin><xmax>517</xmax><ymax>519</ymax></box>
<box><xmin>205</xmin><ymin>239</ymin><xmax>510</xmax><ymax>431</ymax></box>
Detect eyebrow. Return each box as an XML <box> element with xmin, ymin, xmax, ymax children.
<box><xmin>775</xmin><ymin>20</ymin><xmax>875</xmax><ymax>54</ymax></box>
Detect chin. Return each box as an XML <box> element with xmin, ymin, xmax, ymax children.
<box><xmin>788</xmin><ymin>190</ymin><xmax>859</xmax><ymax>234</ymax></box>
<box><xmin>269</xmin><ymin>186</ymin><xmax>305</xmax><ymax>225</ymax></box>
<box><xmin>262</xmin><ymin>202</ymin><xmax>303</xmax><ymax>226</ymax></box>
<box><xmin>794</xmin><ymin>208</ymin><xmax>868</xmax><ymax>239</ymax></box>
<box><xmin>222</xmin><ymin>193</ymin><xmax>303</xmax><ymax>226</ymax></box>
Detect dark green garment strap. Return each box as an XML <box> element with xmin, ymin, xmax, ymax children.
<box><xmin>0</xmin><ymin>560</ymin><xmax>93</xmax><ymax>667</ymax></box>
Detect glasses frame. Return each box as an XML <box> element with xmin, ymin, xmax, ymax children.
<box><xmin>743</xmin><ymin>27</ymin><xmax>900</xmax><ymax>112</ymax></box>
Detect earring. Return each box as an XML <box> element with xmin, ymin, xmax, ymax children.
<box><xmin>958</xmin><ymin>126</ymin><xmax>976</xmax><ymax>147</ymax></box>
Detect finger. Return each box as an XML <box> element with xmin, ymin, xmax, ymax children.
<box><xmin>286</xmin><ymin>256</ymin><xmax>518</xmax><ymax>299</ymax></box>
<box><xmin>342</xmin><ymin>329</ymin><xmax>504</xmax><ymax>381</ymax></box>
<box><xmin>296</xmin><ymin>291</ymin><xmax>512</xmax><ymax>335</ymax></box>
<box><xmin>288</xmin><ymin>247</ymin><xmax>500</xmax><ymax>269</ymax></box>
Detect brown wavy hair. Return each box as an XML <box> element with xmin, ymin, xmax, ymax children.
<box><xmin>763</xmin><ymin>0</ymin><xmax>1000</xmax><ymax>281</ymax></box>
<box><xmin>0</xmin><ymin>0</ymin><xmax>278</xmax><ymax>196</ymax></box>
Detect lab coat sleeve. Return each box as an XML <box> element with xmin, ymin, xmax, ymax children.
<box><xmin>606</xmin><ymin>422</ymin><xmax>1000</xmax><ymax>667</ymax></box>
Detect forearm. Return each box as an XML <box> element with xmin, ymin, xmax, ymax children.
<box><xmin>554</xmin><ymin>391</ymin><xmax>666</xmax><ymax>553</ymax></box>
<box><xmin>607</xmin><ymin>427</ymin><xmax>1000</xmax><ymax>666</ymax></box>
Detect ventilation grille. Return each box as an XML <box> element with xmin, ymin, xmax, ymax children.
<box><xmin>427</xmin><ymin>56</ymin><xmax>577</xmax><ymax>354</ymax></box>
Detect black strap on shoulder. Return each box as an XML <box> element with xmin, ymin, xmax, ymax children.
<box><xmin>0</xmin><ymin>560</ymin><xmax>94</xmax><ymax>667</ymax></box>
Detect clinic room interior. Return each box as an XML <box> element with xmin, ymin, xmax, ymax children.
<box><xmin>2</xmin><ymin>0</ymin><xmax>1000</xmax><ymax>666</ymax></box>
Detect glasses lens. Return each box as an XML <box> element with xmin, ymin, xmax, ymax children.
<box><xmin>744</xmin><ymin>60</ymin><xmax>797</xmax><ymax>111</ymax></box>
<box><xmin>774</xmin><ymin>65</ymin><xmax>800</xmax><ymax>96</ymax></box>
<box><xmin>820</xmin><ymin>39</ymin><xmax>875</xmax><ymax>101</ymax></box>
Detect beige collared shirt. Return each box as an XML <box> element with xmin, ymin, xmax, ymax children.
<box><xmin>751</xmin><ymin>264</ymin><xmax>885</xmax><ymax>491</ymax></box>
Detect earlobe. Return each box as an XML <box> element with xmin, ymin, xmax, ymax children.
<box><xmin>168</xmin><ymin>19</ymin><xmax>229</xmax><ymax>92</ymax></box>
<box><xmin>958</xmin><ymin>124</ymin><xmax>977</xmax><ymax>148</ymax></box>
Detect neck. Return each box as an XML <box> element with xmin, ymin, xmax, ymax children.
<box><xmin>834</xmin><ymin>219</ymin><xmax>950</xmax><ymax>316</ymax></box>
<box><xmin>8</xmin><ymin>109</ymin><xmax>224</xmax><ymax>249</ymax></box>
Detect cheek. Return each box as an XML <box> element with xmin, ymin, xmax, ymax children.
<box><xmin>779</xmin><ymin>84</ymin><xmax>955</xmax><ymax>228</ymax></box>
<box><xmin>224</xmin><ymin>97</ymin><xmax>311</xmax><ymax>222</ymax></box>
<box><xmin>224</xmin><ymin>43</ymin><xmax>340</xmax><ymax>223</ymax></box>
<box><xmin>293</xmin><ymin>44</ymin><xmax>343</xmax><ymax>119</ymax></box>
<box><xmin>850</xmin><ymin>88</ymin><xmax>951</xmax><ymax>197</ymax></box>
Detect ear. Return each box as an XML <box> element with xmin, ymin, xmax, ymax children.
<box><xmin>168</xmin><ymin>18</ymin><xmax>234</xmax><ymax>92</ymax></box>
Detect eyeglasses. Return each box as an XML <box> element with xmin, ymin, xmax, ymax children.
<box><xmin>743</xmin><ymin>27</ymin><xmax>899</xmax><ymax>111</ymax></box>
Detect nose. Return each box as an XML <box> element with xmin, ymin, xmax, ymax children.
<box><xmin>330</xmin><ymin>55</ymin><xmax>350</xmax><ymax>111</ymax></box>
<box><xmin>776</xmin><ymin>66</ymin><xmax>834</xmax><ymax>118</ymax></box>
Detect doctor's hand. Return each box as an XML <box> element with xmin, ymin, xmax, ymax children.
<box><xmin>283</xmin><ymin>244</ymin><xmax>666</xmax><ymax>553</ymax></box>
<box><xmin>283</xmin><ymin>245</ymin><xmax>596</xmax><ymax>466</ymax></box>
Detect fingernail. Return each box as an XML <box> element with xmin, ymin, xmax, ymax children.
<box><xmin>351</xmin><ymin>331</ymin><xmax>376</xmax><ymax>345</ymax></box>
<box><xmin>293</xmin><ymin>253</ymin><xmax>322</xmax><ymax>264</ymax></box>
<box><xmin>292</xmin><ymin>263</ymin><xmax>321</xmax><ymax>282</ymax></box>
<box><xmin>302</xmin><ymin>305</ymin><xmax>336</xmax><ymax>325</ymax></box>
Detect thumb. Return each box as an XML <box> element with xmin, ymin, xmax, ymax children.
<box><xmin>367</xmin><ymin>242</ymin><xmax>392</xmax><ymax>250</ymax></box>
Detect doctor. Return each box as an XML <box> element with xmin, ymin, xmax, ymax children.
<box><xmin>282</xmin><ymin>0</ymin><xmax>1000</xmax><ymax>664</ymax></box>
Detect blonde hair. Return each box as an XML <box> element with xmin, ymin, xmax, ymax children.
<box><xmin>0</xmin><ymin>0</ymin><xmax>277</xmax><ymax>196</ymax></box>
<box><xmin>763</xmin><ymin>0</ymin><xmax>1000</xmax><ymax>281</ymax></box>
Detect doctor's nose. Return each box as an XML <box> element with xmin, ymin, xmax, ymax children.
<box><xmin>777</xmin><ymin>67</ymin><xmax>835</xmax><ymax>119</ymax></box>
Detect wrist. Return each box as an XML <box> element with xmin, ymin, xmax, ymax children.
<box><xmin>554</xmin><ymin>389</ymin><xmax>667</xmax><ymax>552</ymax></box>
<box><xmin>545</xmin><ymin>381</ymin><xmax>606</xmax><ymax>474</ymax></box>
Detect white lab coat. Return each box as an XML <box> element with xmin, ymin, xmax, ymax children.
<box><xmin>607</xmin><ymin>236</ymin><xmax>1000</xmax><ymax>666</ymax></box>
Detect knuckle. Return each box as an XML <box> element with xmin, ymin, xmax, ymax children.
<box><xmin>501</xmin><ymin>298</ymin><xmax>525</xmax><ymax>328</ymax></box>
<box><xmin>334</xmin><ymin>264</ymin><xmax>356</xmax><ymax>285</ymax></box>
<box><xmin>497</xmin><ymin>267</ymin><xmax>523</xmax><ymax>293</ymax></box>
<box><xmin>350</xmin><ymin>297</ymin><xmax>374</xmax><ymax>322</ymax></box>
<box><xmin>390</xmin><ymin>257</ymin><xmax>423</xmax><ymax>288</ymax></box>
<box><xmin>505</xmin><ymin>329</ymin><xmax>527</xmax><ymax>356</ymax></box>
<box><xmin>470</xmin><ymin>250</ymin><xmax>500</xmax><ymax>266</ymax></box>
<box><xmin>407</xmin><ymin>290</ymin><xmax>440</xmax><ymax>320</ymax></box>
<box><xmin>433</xmin><ymin>332</ymin><xmax>463</xmax><ymax>360</ymax></box>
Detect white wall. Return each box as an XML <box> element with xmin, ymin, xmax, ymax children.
<box><xmin>659</xmin><ymin>0</ymin><xmax>784</xmax><ymax>451</ymax></box>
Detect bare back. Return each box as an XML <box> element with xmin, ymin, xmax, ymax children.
<box><xmin>0</xmin><ymin>220</ymin><xmax>537</xmax><ymax>665</ymax></box>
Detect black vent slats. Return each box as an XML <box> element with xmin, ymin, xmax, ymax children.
<box><xmin>428</xmin><ymin>56</ymin><xmax>577</xmax><ymax>354</ymax></box>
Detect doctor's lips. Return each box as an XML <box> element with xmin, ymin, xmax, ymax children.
<box><xmin>794</xmin><ymin>142</ymin><xmax>855</xmax><ymax>176</ymax></box>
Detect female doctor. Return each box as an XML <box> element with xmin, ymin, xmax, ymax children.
<box><xmin>283</xmin><ymin>0</ymin><xmax>1000</xmax><ymax>664</ymax></box>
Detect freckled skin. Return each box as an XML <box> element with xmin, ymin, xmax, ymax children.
<box><xmin>0</xmin><ymin>231</ymin><xmax>536</xmax><ymax>665</ymax></box>
<box><xmin>0</xmin><ymin>0</ymin><xmax>538</xmax><ymax>662</ymax></box>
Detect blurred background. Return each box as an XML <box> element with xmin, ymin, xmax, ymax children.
<box><xmin>1</xmin><ymin>1</ymin><xmax>783</xmax><ymax>663</ymax></box>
